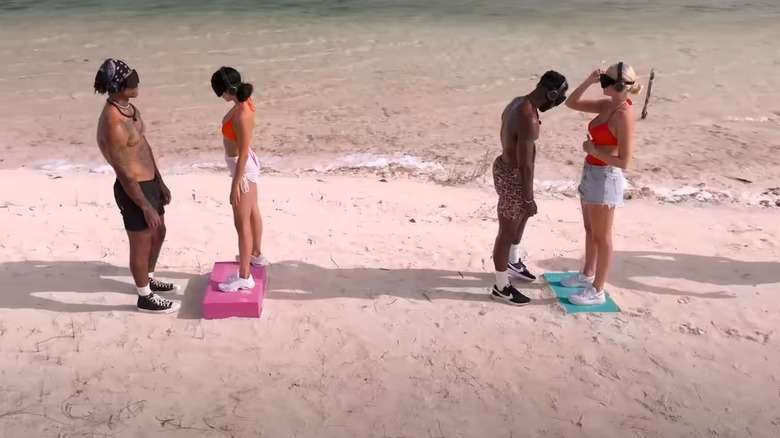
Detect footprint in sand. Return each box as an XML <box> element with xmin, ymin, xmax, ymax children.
<box><xmin>679</xmin><ymin>323</ymin><xmax>705</xmax><ymax>335</ymax></box>
<box><xmin>720</xmin><ymin>327</ymin><xmax>770</xmax><ymax>344</ymax></box>
<box><xmin>745</xmin><ymin>331</ymin><xmax>771</xmax><ymax>345</ymax></box>
<box><xmin>594</xmin><ymin>356</ymin><xmax>619</xmax><ymax>380</ymax></box>
<box><xmin>628</xmin><ymin>307</ymin><xmax>654</xmax><ymax>319</ymax></box>
<box><xmin>722</xmin><ymin>327</ymin><xmax>741</xmax><ymax>338</ymax></box>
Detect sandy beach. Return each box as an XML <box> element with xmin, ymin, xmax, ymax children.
<box><xmin>1</xmin><ymin>1</ymin><xmax>780</xmax><ymax>436</ymax></box>
<box><xmin>1</xmin><ymin>170</ymin><xmax>779</xmax><ymax>437</ymax></box>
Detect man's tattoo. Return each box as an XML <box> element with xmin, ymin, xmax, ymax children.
<box><xmin>111</xmin><ymin>143</ymin><xmax>132</xmax><ymax>169</ymax></box>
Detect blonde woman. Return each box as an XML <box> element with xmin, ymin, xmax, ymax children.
<box><xmin>561</xmin><ymin>62</ymin><xmax>642</xmax><ymax>305</ymax></box>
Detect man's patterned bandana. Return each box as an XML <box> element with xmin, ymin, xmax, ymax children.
<box><xmin>98</xmin><ymin>58</ymin><xmax>133</xmax><ymax>91</ymax></box>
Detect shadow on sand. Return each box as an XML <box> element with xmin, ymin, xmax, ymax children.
<box><xmin>262</xmin><ymin>260</ymin><xmax>550</xmax><ymax>301</ymax></box>
<box><xmin>536</xmin><ymin>250</ymin><xmax>780</xmax><ymax>298</ymax></box>
<box><xmin>0</xmin><ymin>259</ymin><xmax>556</xmax><ymax>319</ymax></box>
<box><xmin>0</xmin><ymin>260</ymin><xmax>198</xmax><ymax>315</ymax></box>
<box><xmin>179</xmin><ymin>260</ymin><xmax>557</xmax><ymax>320</ymax></box>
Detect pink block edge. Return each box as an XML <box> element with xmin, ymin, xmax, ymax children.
<box><xmin>202</xmin><ymin>261</ymin><xmax>268</xmax><ymax>320</ymax></box>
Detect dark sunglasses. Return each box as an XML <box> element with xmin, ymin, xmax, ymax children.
<box><xmin>124</xmin><ymin>70</ymin><xmax>140</xmax><ymax>89</ymax></box>
<box><xmin>599</xmin><ymin>74</ymin><xmax>615</xmax><ymax>89</ymax></box>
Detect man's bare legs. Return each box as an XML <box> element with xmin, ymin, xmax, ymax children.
<box><xmin>513</xmin><ymin>215</ymin><xmax>529</xmax><ymax>247</ymax></box>
<box><xmin>126</xmin><ymin>228</ymin><xmax>180</xmax><ymax>313</ymax></box>
<box><xmin>144</xmin><ymin>216</ymin><xmax>180</xmax><ymax>292</ymax></box>
<box><xmin>128</xmin><ymin>230</ymin><xmax>152</xmax><ymax>288</ymax></box>
<box><xmin>490</xmin><ymin>214</ymin><xmax>530</xmax><ymax>305</ymax></box>
<box><xmin>128</xmin><ymin>220</ymin><xmax>180</xmax><ymax>294</ymax></box>
<box><xmin>506</xmin><ymin>213</ymin><xmax>536</xmax><ymax>281</ymax></box>
<box><xmin>493</xmin><ymin>215</ymin><xmax>519</xmax><ymax>277</ymax></box>
<box><xmin>148</xmin><ymin>217</ymin><xmax>166</xmax><ymax>274</ymax></box>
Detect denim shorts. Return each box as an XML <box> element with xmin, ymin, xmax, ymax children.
<box><xmin>578</xmin><ymin>162</ymin><xmax>626</xmax><ymax>207</ymax></box>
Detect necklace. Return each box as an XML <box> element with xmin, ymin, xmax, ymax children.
<box><xmin>107</xmin><ymin>99</ymin><xmax>130</xmax><ymax>109</ymax></box>
<box><xmin>107</xmin><ymin>99</ymin><xmax>137</xmax><ymax>121</ymax></box>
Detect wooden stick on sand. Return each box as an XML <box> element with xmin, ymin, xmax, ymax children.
<box><xmin>641</xmin><ymin>68</ymin><xmax>656</xmax><ymax>120</ymax></box>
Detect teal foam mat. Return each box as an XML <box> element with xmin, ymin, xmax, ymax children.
<box><xmin>542</xmin><ymin>272</ymin><xmax>620</xmax><ymax>314</ymax></box>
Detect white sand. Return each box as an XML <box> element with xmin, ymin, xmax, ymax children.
<box><xmin>1</xmin><ymin>9</ymin><xmax>780</xmax><ymax>437</ymax></box>
<box><xmin>1</xmin><ymin>169</ymin><xmax>779</xmax><ymax>437</ymax></box>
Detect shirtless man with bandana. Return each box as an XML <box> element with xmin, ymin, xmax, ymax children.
<box><xmin>94</xmin><ymin>58</ymin><xmax>181</xmax><ymax>314</ymax></box>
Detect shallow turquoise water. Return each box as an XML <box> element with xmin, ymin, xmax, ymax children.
<box><xmin>1</xmin><ymin>0</ymin><xmax>779</xmax><ymax>20</ymax></box>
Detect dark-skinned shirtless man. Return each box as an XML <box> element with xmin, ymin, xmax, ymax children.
<box><xmin>94</xmin><ymin>59</ymin><xmax>181</xmax><ymax>314</ymax></box>
<box><xmin>491</xmin><ymin>70</ymin><xmax>568</xmax><ymax>306</ymax></box>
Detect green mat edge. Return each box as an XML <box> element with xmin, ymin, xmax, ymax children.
<box><xmin>542</xmin><ymin>271</ymin><xmax>621</xmax><ymax>313</ymax></box>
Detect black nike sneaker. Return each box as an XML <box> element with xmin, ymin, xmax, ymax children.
<box><xmin>490</xmin><ymin>284</ymin><xmax>531</xmax><ymax>306</ymax></box>
<box><xmin>507</xmin><ymin>260</ymin><xmax>536</xmax><ymax>282</ymax></box>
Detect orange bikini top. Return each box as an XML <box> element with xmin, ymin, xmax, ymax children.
<box><xmin>221</xmin><ymin>97</ymin><xmax>255</xmax><ymax>141</ymax></box>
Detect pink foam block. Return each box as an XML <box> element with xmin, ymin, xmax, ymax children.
<box><xmin>202</xmin><ymin>261</ymin><xmax>267</xmax><ymax>319</ymax></box>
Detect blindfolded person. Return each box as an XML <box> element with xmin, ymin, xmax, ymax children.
<box><xmin>94</xmin><ymin>58</ymin><xmax>181</xmax><ymax>314</ymax></box>
<box><xmin>562</xmin><ymin>62</ymin><xmax>642</xmax><ymax>306</ymax></box>
<box><xmin>491</xmin><ymin>70</ymin><xmax>569</xmax><ymax>306</ymax></box>
<box><xmin>210</xmin><ymin>66</ymin><xmax>268</xmax><ymax>293</ymax></box>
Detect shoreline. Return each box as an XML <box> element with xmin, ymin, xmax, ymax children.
<box><xmin>13</xmin><ymin>158</ymin><xmax>780</xmax><ymax>210</ymax></box>
<box><xmin>2</xmin><ymin>14</ymin><xmax>780</xmax><ymax>211</ymax></box>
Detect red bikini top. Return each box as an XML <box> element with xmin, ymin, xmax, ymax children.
<box><xmin>586</xmin><ymin>99</ymin><xmax>631</xmax><ymax>166</ymax></box>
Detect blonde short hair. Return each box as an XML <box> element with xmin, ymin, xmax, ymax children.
<box><xmin>606</xmin><ymin>62</ymin><xmax>643</xmax><ymax>95</ymax></box>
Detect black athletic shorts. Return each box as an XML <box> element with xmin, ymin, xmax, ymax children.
<box><xmin>113</xmin><ymin>178</ymin><xmax>165</xmax><ymax>232</ymax></box>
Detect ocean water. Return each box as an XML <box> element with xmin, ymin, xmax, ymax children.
<box><xmin>1</xmin><ymin>0</ymin><xmax>779</xmax><ymax>21</ymax></box>
<box><xmin>1</xmin><ymin>0</ymin><xmax>779</xmax><ymax>197</ymax></box>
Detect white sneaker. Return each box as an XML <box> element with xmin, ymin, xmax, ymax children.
<box><xmin>235</xmin><ymin>254</ymin><xmax>269</xmax><ymax>267</ymax></box>
<box><xmin>568</xmin><ymin>285</ymin><xmax>606</xmax><ymax>306</ymax></box>
<box><xmin>251</xmin><ymin>254</ymin><xmax>269</xmax><ymax>267</ymax></box>
<box><xmin>560</xmin><ymin>272</ymin><xmax>595</xmax><ymax>288</ymax></box>
<box><xmin>218</xmin><ymin>272</ymin><xmax>256</xmax><ymax>293</ymax></box>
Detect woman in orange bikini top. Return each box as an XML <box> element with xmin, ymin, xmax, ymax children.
<box><xmin>210</xmin><ymin>66</ymin><xmax>268</xmax><ymax>293</ymax></box>
<box><xmin>561</xmin><ymin>62</ymin><xmax>643</xmax><ymax>307</ymax></box>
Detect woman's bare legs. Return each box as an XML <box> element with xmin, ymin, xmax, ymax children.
<box><xmin>581</xmin><ymin>202</ymin><xmax>598</xmax><ymax>277</ymax></box>
<box><xmin>250</xmin><ymin>196</ymin><xmax>263</xmax><ymax>258</ymax></box>
<box><xmin>232</xmin><ymin>182</ymin><xmax>256</xmax><ymax>279</ymax></box>
<box><xmin>585</xmin><ymin>204</ymin><xmax>616</xmax><ymax>291</ymax></box>
<box><xmin>560</xmin><ymin>201</ymin><xmax>600</xmax><ymax>288</ymax></box>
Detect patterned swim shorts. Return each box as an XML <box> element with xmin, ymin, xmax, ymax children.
<box><xmin>493</xmin><ymin>155</ymin><xmax>526</xmax><ymax>220</ymax></box>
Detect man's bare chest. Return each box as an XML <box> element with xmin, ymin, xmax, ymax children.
<box><xmin>121</xmin><ymin>117</ymin><xmax>146</xmax><ymax>147</ymax></box>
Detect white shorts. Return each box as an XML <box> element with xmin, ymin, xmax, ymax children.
<box><xmin>225</xmin><ymin>148</ymin><xmax>260</xmax><ymax>193</ymax></box>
